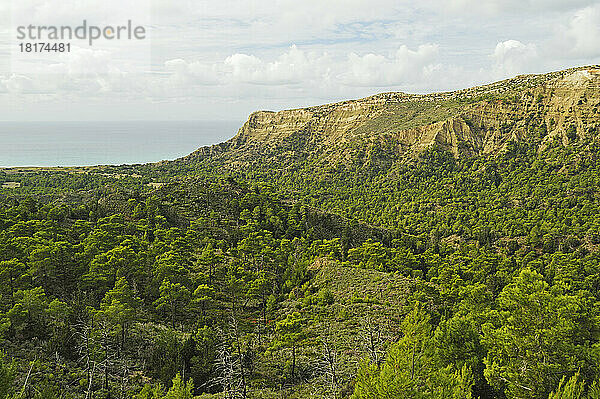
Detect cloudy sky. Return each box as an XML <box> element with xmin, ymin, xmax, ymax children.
<box><xmin>0</xmin><ymin>0</ymin><xmax>599</xmax><ymax>121</ymax></box>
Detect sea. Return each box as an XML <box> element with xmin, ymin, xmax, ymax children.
<box><xmin>0</xmin><ymin>120</ymin><xmax>242</xmax><ymax>167</ymax></box>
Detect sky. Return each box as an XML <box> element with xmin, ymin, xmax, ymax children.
<box><xmin>0</xmin><ymin>0</ymin><xmax>599</xmax><ymax>122</ymax></box>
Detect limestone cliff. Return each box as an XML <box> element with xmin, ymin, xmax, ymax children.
<box><xmin>185</xmin><ymin>66</ymin><xmax>600</xmax><ymax>166</ymax></box>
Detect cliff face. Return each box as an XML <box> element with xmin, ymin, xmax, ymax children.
<box><xmin>231</xmin><ymin>96</ymin><xmax>393</xmax><ymax>148</ymax></box>
<box><xmin>185</xmin><ymin>66</ymin><xmax>600</xmax><ymax>166</ymax></box>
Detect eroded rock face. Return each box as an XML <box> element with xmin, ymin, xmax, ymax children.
<box><xmin>235</xmin><ymin>110</ymin><xmax>313</xmax><ymax>144</ymax></box>
<box><xmin>185</xmin><ymin>66</ymin><xmax>600</xmax><ymax>166</ymax></box>
<box><xmin>232</xmin><ymin>97</ymin><xmax>393</xmax><ymax>148</ymax></box>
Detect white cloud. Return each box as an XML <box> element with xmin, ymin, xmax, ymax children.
<box><xmin>165</xmin><ymin>58</ymin><xmax>222</xmax><ymax>86</ymax></box>
<box><xmin>1</xmin><ymin>1</ymin><xmax>600</xmax><ymax>120</ymax></box>
<box><xmin>562</xmin><ymin>5</ymin><xmax>600</xmax><ymax>58</ymax></box>
<box><xmin>341</xmin><ymin>44</ymin><xmax>440</xmax><ymax>87</ymax></box>
<box><xmin>47</xmin><ymin>48</ymin><xmax>115</xmax><ymax>75</ymax></box>
<box><xmin>1</xmin><ymin>74</ymin><xmax>35</xmax><ymax>93</ymax></box>
<box><xmin>491</xmin><ymin>40</ymin><xmax>539</xmax><ymax>78</ymax></box>
<box><xmin>223</xmin><ymin>45</ymin><xmax>331</xmax><ymax>85</ymax></box>
<box><xmin>162</xmin><ymin>44</ymin><xmax>442</xmax><ymax>90</ymax></box>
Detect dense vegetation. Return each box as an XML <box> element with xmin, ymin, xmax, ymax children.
<box><xmin>2</xmin><ymin>69</ymin><xmax>600</xmax><ymax>398</ymax></box>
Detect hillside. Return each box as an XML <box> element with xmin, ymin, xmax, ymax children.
<box><xmin>1</xmin><ymin>66</ymin><xmax>600</xmax><ymax>399</ymax></box>
<box><xmin>183</xmin><ymin>66</ymin><xmax>600</xmax><ymax>167</ymax></box>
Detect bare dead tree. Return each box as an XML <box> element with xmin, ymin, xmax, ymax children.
<box><xmin>313</xmin><ymin>322</ymin><xmax>342</xmax><ymax>399</ymax></box>
<box><xmin>358</xmin><ymin>314</ymin><xmax>391</xmax><ymax>369</ymax></box>
<box><xmin>96</xmin><ymin>319</ymin><xmax>120</xmax><ymax>393</ymax></box>
<box><xmin>211</xmin><ymin>313</ymin><xmax>252</xmax><ymax>399</ymax></box>
<box><xmin>17</xmin><ymin>357</ymin><xmax>36</xmax><ymax>398</ymax></box>
<box><xmin>213</xmin><ymin>341</ymin><xmax>245</xmax><ymax>399</ymax></box>
<box><xmin>229</xmin><ymin>315</ymin><xmax>248</xmax><ymax>399</ymax></box>
<box><xmin>322</xmin><ymin>338</ymin><xmax>339</xmax><ymax>392</ymax></box>
<box><xmin>75</xmin><ymin>316</ymin><xmax>127</xmax><ymax>398</ymax></box>
<box><xmin>75</xmin><ymin>318</ymin><xmax>97</xmax><ymax>399</ymax></box>
<box><xmin>119</xmin><ymin>357</ymin><xmax>129</xmax><ymax>399</ymax></box>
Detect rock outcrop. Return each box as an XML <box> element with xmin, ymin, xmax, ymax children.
<box><xmin>184</xmin><ymin>66</ymin><xmax>600</xmax><ymax>166</ymax></box>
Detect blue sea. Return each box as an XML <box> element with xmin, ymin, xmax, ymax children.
<box><xmin>0</xmin><ymin>121</ymin><xmax>242</xmax><ymax>167</ymax></box>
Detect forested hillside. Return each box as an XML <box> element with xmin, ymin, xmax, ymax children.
<box><xmin>1</xmin><ymin>67</ymin><xmax>600</xmax><ymax>398</ymax></box>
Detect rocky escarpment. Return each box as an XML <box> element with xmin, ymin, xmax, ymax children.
<box><xmin>184</xmin><ymin>66</ymin><xmax>600</xmax><ymax>166</ymax></box>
